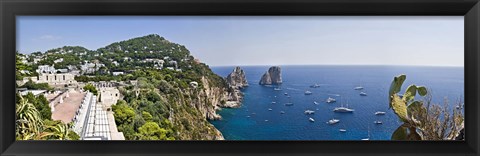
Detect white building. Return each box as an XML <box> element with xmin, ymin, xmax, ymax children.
<box><xmin>36</xmin><ymin>65</ymin><xmax>56</xmax><ymax>74</ymax></box>
<box><xmin>54</xmin><ymin>58</ymin><xmax>64</xmax><ymax>63</ymax></box>
<box><xmin>112</xmin><ymin>72</ymin><xmax>124</xmax><ymax>76</ymax></box>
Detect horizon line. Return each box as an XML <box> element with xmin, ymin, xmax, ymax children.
<box><xmin>209</xmin><ymin>64</ymin><xmax>465</xmax><ymax>68</ymax></box>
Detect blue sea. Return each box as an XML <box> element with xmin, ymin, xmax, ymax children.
<box><xmin>209</xmin><ymin>65</ymin><xmax>464</xmax><ymax>140</ymax></box>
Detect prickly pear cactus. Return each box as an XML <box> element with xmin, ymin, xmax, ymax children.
<box><xmin>388</xmin><ymin>74</ymin><xmax>428</xmax><ymax>140</ymax></box>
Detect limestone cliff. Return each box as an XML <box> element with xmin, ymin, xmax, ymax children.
<box><xmin>226</xmin><ymin>66</ymin><xmax>248</xmax><ymax>89</ymax></box>
<box><xmin>223</xmin><ymin>67</ymin><xmax>248</xmax><ymax>108</ymax></box>
<box><xmin>259</xmin><ymin>66</ymin><xmax>282</xmax><ymax>85</ymax></box>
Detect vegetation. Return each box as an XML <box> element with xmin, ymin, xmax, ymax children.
<box><xmin>16</xmin><ymin>95</ymin><xmax>79</xmax><ymax>140</ymax></box>
<box><xmin>388</xmin><ymin>74</ymin><xmax>464</xmax><ymax>140</ymax></box>
<box><xmin>83</xmin><ymin>83</ymin><xmax>98</xmax><ymax>95</ymax></box>
<box><xmin>20</xmin><ymin>79</ymin><xmax>53</xmax><ymax>91</ymax></box>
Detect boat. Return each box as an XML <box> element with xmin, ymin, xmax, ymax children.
<box><xmin>375</xmin><ymin>111</ymin><xmax>386</xmax><ymax>115</ymax></box>
<box><xmin>265</xmin><ymin>120</ymin><xmax>269</xmax><ymax>122</ymax></box>
<box><xmin>354</xmin><ymin>86</ymin><xmax>364</xmax><ymax>90</ymax></box>
<box><xmin>304</xmin><ymin>110</ymin><xmax>315</xmax><ymax>114</ymax></box>
<box><xmin>246</xmin><ymin>116</ymin><xmax>251</xmax><ymax>118</ymax></box>
<box><xmin>287</xmin><ymin>96</ymin><xmax>291</xmax><ymax>98</ymax></box>
<box><xmin>339</xmin><ymin>129</ymin><xmax>347</xmax><ymax>132</ymax></box>
<box><xmin>310</xmin><ymin>84</ymin><xmax>321</xmax><ymax>88</ymax></box>
<box><xmin>374</xmin><ymin>121</ymin><xmax>383</xmax><ymax>124</ymax></box>
<box><xmin>326</xmin><ymin>97</ymin><xmax>336</xmax><ymax>103</ymax></box>
<box><xmin>285</xmin><ymin>103</ymin><xmax>294</xmax><ymax>106</ymax></box>
<box><xmin>268</xmin><ymin>108</ymin><xmax>273</xmax><ymax>111</ymax></box>
<box><xmin>360</xmin><ymin>92</ymin><xmax>368</xmax><ymax>96</ymax></box>
<box><xmin>274</xmin><ymin>88</ymin><xmax>282</xmax><ymax>91</ymax></box>
<box><xmin>327</xmin><ymin>118</ymin><xmax>340</xmax><ymax>125</ymax></box>
<box><xmin>333</xmin><ymin>106</ymin><xmax>355</xmax><ymax>113</ymax></box>
<box><xmin>309</xmin><ymin>118</ymin><xmax>315</xmax><ymax>122</ymax></box>
<box><xmin>313</xmin><ymin>101</ymin><xmax>319</xmax><ymax>105</ymax></box>
<box><xmin>271</xmin><ymin>101</ymin><xmax>277</xmax><ymax>104</ymax></box>
<box><xmin>362</xmin><ymin>126</ymin><xmax>371</xmax><ymax>140</ymax></box>
<box><xmin>304</xmin><ymin>91</ymin><xmax>312</xmax><ymax>95</ymax></box>
<box><xmin>284</xmin><ymin>93</ymin><xmax>288</xmax><ymax>95</ymax></box>
<box><xmin>280</xmin><ymin>111</ymin><xmax>285</xmax><ymax>114</ymax></box>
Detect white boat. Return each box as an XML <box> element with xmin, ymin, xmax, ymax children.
<box><xmin>362</xmin><ymin>126</ymin><xmax>371</xmax><ymax>140</ymax></box>
<box><xmin>310</xmin><ymin>84</ymin><xmax>321</xmax><ymax>88</ymax></box>
<box><xmin>285</xmin><ymin>103</ymin><xmax>294</xmax><ymax>106</ymax></box>
<box><xmin>246</xmin><ymin>116</ymin><xmax>251</xmax><ymax>118</ymax></box>
<box><xmin>360</xmin><ymin>92</ymin><xmax>368</xmax><ymax>96</ymax></box>
<box><xmin>280</xmin><ymin>111</ymin><xmax>285</xmax><ymax>114</ymax></box>
<box><xmin>375</xmin><ymin>111</ymin><xmax>386</xmax><ymax>115</ymax></box>
<box><xmin>354</xmin><ymin>86</ymin><xmax>364</xmax><ymax>90</ymax></box>
<box><xmin>313</xmin><ymin>101</ymin><xmax>319</xmax><ymax>105</ymax></box>
<box><xmin>304</xmin><ymin>91</ymin><xmax>312</xmax><ymax>95</ymax></box>
<box><xmin>271</xmin><ymin>101</ymin><xmax>277</xmax><ymax>104</ymax></box>
<box><xmin>339</xmin><ymin>129</ymin><xmax>347</xmax><ymax>132</ymax></box>
<box><xmin>333</xmin><ymin>106</ymin><xmax>355</xmax><ymax>113</ymax></box>
<box><xmin>268</xmin><ymin>108</ymin><xmax>273</xmax><ymax>111</ymax></box>
<box><xmin>265</xmin><ymin>120</ymin><xmax>269</xmax><ymax>122</ymax></box>
<box><xmin>309</xmin><ymin>118</ymin><xmax>315</xmax><ymax>122</ymax></box>
<box><xmin>374</xmin><ymin>121</ymin><xmax>383</xmax><ymax>124</ymax></box>
<box><xmin>274</xmin><ymin>88</ymin><xmax>282</xmax><ymax>91</ymax></box>
<box><xmin>326</xmin><ymin>97</ymin><xmax>336</xmax><ymax>103</ymax></box>
<box><xmin>327</xmin><ymin>118</ymin><xmax>340</xmax><ymax>124</ymax></box>
<box><xmin>304</xmin><ymin>110</ymin><xmax>315</xmax><ymax>114</ymax></box>
<box><xmin>284</xmin><ymin>93</ymin><xmax>288</xmax><ymax>95</ymax></box>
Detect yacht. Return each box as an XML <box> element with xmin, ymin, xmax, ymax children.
<box><xmin>280</xmin><ymin>111</ymin><xmax>285</xmax><ymax>114</ymax></box>
<box><xmin>304</xmin><ymin>91</ymin><xmax>313</xmax><ymax>95</ymax></box>
<box><xmin>285</xmin><ymin>102</ymin><xmax>294</xmax><ymax>106</ymax></box>
<box><xmin>310</xmin><ymin>84</ymin><xmax>321</xmax><ymax>88</ymax></box>
<box><xmin>327</xmin><ymin>118</ymin><xmax>340</xmax><ymax>125</ymax></box>
<box><xmin>375</xmin><ymin>111</ymin><xmax>386</xmax><ymax>115</ymax></box>
<box><xmin>246</xmin><ymin>116</ymin><xmax>251</xmax><ymax>118</ymax></box>
<box><xmin>284</xmin><ymin>93</ymin><xmax>288</xmax><ymax>95</ymax></box>
<box><xmin>326</xmin><ymin>97</ymin><xmax>336</xmax><ymax>103</ymax></box>
<box><xmin>360</xmin><ymin>92</ymin><xmax>368</xmax><ymax>96</ymax></box>
<box><xmin>313</xmin><ymin>101</ymin><xmax>319</xmax><ymax>105</ymax></box>
<box><xmin>339</xmin><ymin>129</ymin><xmax>347</xmax><ymax>132</ymax></box>
<box><xmin>309</xmin><ymin>118</ymin><xmax>315</xmax><ymax>122</ymax></box>
<box><xmin>271</xmin><ymin>101</ymin><xmax>277</xmax><ymax>104</ymax></box>
<box><xmin>354</xmin><ymin>86</ymin><xmax>364</xmax><ymax>90</ymax></box>
<box><xmin>265</xmin><ymin>120</ymin><xmax>269</xmax><ymax>122</ymax></box>
<box><xmin>274</xmin><ymin>88</ymin><xmax>282</xmax><ymax>91</ymax></box>
<box><xmin>304</xmin><ymin>110</ymin><xmax>315</xmax><ymax>114</ymax></box>
<box><xmin>374</xmin><ymin>121</ymin><xmax>383</xmax><ymax>124</ymax></box>
<box><xmin>268</xmin><ymin>108</ymin><xmax>273</xmax><ymax>111</ymax></box>
<box><xmin>333</xmin><ymin>105</ymin><xmax>355</xmax><ymax>113</ymax></box>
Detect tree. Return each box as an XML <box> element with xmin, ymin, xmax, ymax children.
<box><xmin>16</xmin><ymin>96</ymin><xmax>49</xmax><ymax>140</ymax></box>
<box><xmin>112</xmin><ymin>100</ymin><xmax>136</xmax><ymax>125</ymax></box>
<box><xmin>83</xmin><ymin>83</ymin><xmax>98</xmax><ymax>95</ymax></box>
<box><xmin>136</xmin><ymin>122</ymin><xmax>168</xmax><ymax>140</ymax></box>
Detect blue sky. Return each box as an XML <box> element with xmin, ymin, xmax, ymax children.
<box><xmin>17</xmin><ymin>16</ymin><xmax>464</xmax><ymax>67</ymax></box>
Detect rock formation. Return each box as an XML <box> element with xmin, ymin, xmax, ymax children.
<box><xmin>226</xmin><ymin>66</ymin><xmax>248</xmax><ymax>89</ymax></box>
<box><xmin>259</xmin><ymin>66</ymin><xmax>282</xmax><ymax>85</ymax></box>
<box><xmin>222</xmin><ymin>67</ymin><xmax>248</xmax><ymax>108</ymax></box>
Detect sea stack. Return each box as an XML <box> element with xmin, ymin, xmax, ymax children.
<box><xmin>226</xmin><ymin>66</ymin><xmax>248</xmax><ymax>89</ymax></box>
<box><xmin>259</xmin><ymin>66</ymin><xmax>282</xmax><ymax>85</ymax></box>
<box><xmin>223</xmin><ymin>66</ymin><xmax>248</xmax><ymax>108</ymax></box>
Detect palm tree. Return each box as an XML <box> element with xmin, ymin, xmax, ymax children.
<box><xmin>48</xmin><ymin>123</ymin><xmax>72</xmax><ymax>140</ymax></box>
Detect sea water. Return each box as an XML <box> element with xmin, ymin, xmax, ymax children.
<box><xmin>210</xmin><ymin>65</ymin><xmax>464</xmax><ymax>140</ymax></box>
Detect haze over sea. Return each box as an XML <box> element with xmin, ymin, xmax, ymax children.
<box><xmin>210</xmin><ymin>65</ymin><xmax>464</xmax><ymax>140</ymax></box>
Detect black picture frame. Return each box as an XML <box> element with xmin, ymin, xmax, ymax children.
<box><xmin>1</xmin><ymin>0</ymin><xmax>479</xmax><ymax>156</ymax></box>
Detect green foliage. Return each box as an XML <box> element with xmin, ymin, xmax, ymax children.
<box><xmin>388</xmin><ymin>74</ymin><xmax>428</xmax><ymax>140</ymax></box>
<box><xmin>83</xmin><ymin>83</ymin><xmax>98</xmax><ymax>95</ymax></box>
<box><xmin>20</xmin><ymin>79</ymin><xmax>53</xmax><ymax>91</ymax></box>
<box><xmin>112</xmin><ymin>100</ymin><xmax>136</xmax><ymax>125</ymax></box>
<box><xmin>23</xmin><ymin>93</ymin><xmax>52</xmax><ymax>120</ymax></box>
<box><xmin>136</xmin><ymin>122</ymin><xmax>172</xmax><ymax>140</ymax></box>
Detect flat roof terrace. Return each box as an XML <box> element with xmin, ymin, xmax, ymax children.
<box><xmin>51</xmin><ymin>90</ymin><xmax>86</xmax><ymax>123</ymax></box>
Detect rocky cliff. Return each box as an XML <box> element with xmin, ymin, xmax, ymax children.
<box><xmin>259</xmin><ymin>66</ymin><xmax>282</xmax><ymax>85</ymax></box>
<box><xmin>223</xmin><ymin>67</ymin><xmax>248</xmax><ymax>108</ymax></box>
<box><xmin>226</xmin><ymin>66</ymin><xmax>248</xmax><ymax>89</ymax></box>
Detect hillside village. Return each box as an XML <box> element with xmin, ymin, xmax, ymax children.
<box><xmin>16</xmin><ymin>34</ymin><xmax>242</xmax><ymax>140</ymax></box>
